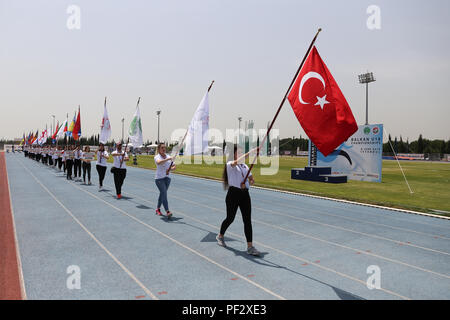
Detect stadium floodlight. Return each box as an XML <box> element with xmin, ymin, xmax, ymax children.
<box><xmin>358</xmin><ymin>72</ymin><xmax>376</xmax><ymax>125</ymax></box>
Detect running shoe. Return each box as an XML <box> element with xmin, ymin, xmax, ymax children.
<box><xmin>216</xmin><ymin>235</ymin><xmax>226</xmax><ymax>247</ymax></box>
<box><xmin>247</xmin><ymin>246</ymin><xmax>260</xmax><ymax>256</ymax></box>
<box><xmin>166</xmin><ymin>211</ymin><xmax>173</xmax><ymax>219</ymax></box>
<box><xmin>155</xmin><ymin>209</ymin><xmax>162</xmax><ymax>216</ymax></box>
<box><xmin>117</xmin><ymin>194</ymin><xmax>122</xmax><ymax>199</ymax></box>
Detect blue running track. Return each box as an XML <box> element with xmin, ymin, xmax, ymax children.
<box><xmin>4</xmin><ymin>153</ymin><xmax>450</xmax><ymax>300</ymax></box>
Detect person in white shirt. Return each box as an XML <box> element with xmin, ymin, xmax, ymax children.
<box><xmin>96</xmin><ymin>143</ymin><xmax>109</xmax><ymax>190</ymax></box>
<box><xmin>57</xmin><ymin>146</ymin><xmax>64</xmax><ymax>171</ymax></box>
<box><xmin>48</xmin><ymin>147</ymin><xmax>54</xmax><ymax>166</ymax></box>
<box><xmin>73</xmin><ymin>145</ymin><xmax>82</xmax><ymax>181</ymax></box>
<box><xmin>216</xmin><ymin>145</ymin><xmax>260</xmax><ymax>256</ymax></box>
<box><xmin>65</xmin><ymin>145</ymin><xmax>74</xmax><ymax>180</ymax></box>
<box><xmin>81</xmin><ymin>146</ymin><xmax>92</xmax><ymax>185</ymax></box>
<box><xmin>111</xmin><ymin>142</ymin><xmax>129</xmax><ymax>199</ymax></box>
<box><xmin>52</xmin><ymin>147</ymin><xmax>58</xmax><ymax>168</ymax></box>
<box><xmin>154</xmin><ymin>143</ymin><xmax>176</xmax><ymax>218</ymax></box>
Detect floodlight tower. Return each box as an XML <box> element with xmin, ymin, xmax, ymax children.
<box><xmin>358</xmin><ymin>72</ymin><xmax>376</xmax><ymax>125</ymax></box>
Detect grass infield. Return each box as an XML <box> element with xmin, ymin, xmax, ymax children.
<box><xmin>110</xmin><ymin>155</ymin><xmax>450</xmax><ymax>216</ymax></box>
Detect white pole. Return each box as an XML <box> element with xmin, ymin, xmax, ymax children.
<box><xmin>387</xmin><ymin>132</ymin><xmax>414</xmax><ymax>194</ymax></box>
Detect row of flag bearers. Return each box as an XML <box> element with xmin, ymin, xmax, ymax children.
<box><xmin>22</xmin><ymin>143</ymin><xmax>129</xmax><ymax>198</ymax></box>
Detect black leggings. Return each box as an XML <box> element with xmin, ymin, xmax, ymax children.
<box><xmin>66</xmin><ymin>159</ymin><xmax>73</xmax><ymax>178</ymax></box>
<box><xmin>82</xmin><ymin>162</ymin><xmax>91</xmax><ymax>182</ymax></box>
<box><xmin>220</xmin><ymin>187</ymin><xmax>253</xmax><ymax>243</ymax></box>
<box><xmin>96</xmin><ymin>165</ymin><xmax>106</xmax><ymax>187</ymax></box>
<box><xmin>113</xmin><ymin>168</ymin><xmax>126</xmax><ymax>195</ymax></box>
<box><xmin>74</xmin><ymin>159</ymin><xmax>82</xmax><ymax>177</ymax></box>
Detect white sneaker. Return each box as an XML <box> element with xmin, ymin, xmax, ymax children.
<box><xmin>216</xmin><ymin>235</ymin><xmax>226</xmax><ymax>247</ymax></box>
<box><xmin>247</xmin><ymin>246</ymin><xmax>260</xmax><ymax>256</ymax></box>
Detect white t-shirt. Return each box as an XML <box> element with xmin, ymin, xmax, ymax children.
<box><xmin>74</xmin><ymin>150</ymin><xmax>82</xmax><ymax>160</ymax></box>
<box><xmin>226</xmin><ymin>161</ymin><xmax>252</xmax><ymax>189</ymax></box>
<box><xmin>96</xmin><ymin>151</ymin><xmax>109</xmax><ymax>167</ymax></box>
<box><xmin>112</xmin><ymin>150</ymin><xmax>128</xmax><ymax>169</ymax></box>
<box><xmin>154</xmin><ymin>154</ymin><xmax>172</xmax><ymax>179</ymax></box>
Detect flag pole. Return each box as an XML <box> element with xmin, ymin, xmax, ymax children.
<box><xmin>166</xmin><ymin>80</ymin><xmax>215</xmax><ymax>175</ymax></box>
<box><xmin>241</xmin><ymin>28</ymin><xmax>322</xmax><ymax>187</ymax></box>
<box><xmin>118</xmin><ymin>97</ymin><xmax>139</xmax><ymax>168</ymax></box>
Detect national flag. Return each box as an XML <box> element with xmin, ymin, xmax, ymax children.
<box><xmin>52</xmin><ymin>121</ymin><xmax>60</xmax><ymax>140</ymax></box>
<box><xmin>67</xmin><ymin>112</ymin><xmax>76</xmax><ymax>137</ymax></box>
<box><xmin>183</xmin><ymin>91</ymin><xmax>210</xmax><ymax>155</ymax></box>
<box><xmin>287</xmin><ymin>46</ymin><xmax>358</xmax><ymax>156</ymax></box>
<box><xmin>99</xmin><ymin>100</ymin><xmax>111</xmax><ymax>144</ymax></box>
<box><xmin>31</xmin><ymin>130</ymin><xmax>39</xmax><ymax>145</ymax></box>
<box><xmin>73</xmin><ymin>107</ymin><xmax>81</xmax><ymax>141</ymax></box>
<box><xmin>128</xmin><ymin>102</ymin><xmax>143</xmax><ymax>147</ymax></box>
<box><xmin>57</xmin><ymin>120</ymin><xmax>67</xmax><ymax>139</ymax></box>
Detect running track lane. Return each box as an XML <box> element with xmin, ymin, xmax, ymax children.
<box><xmin>0</xmin><ymin>152</ymin><xmax>23</xmax><ymax>300</ymax></box>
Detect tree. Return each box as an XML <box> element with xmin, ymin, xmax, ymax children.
<box><xmin>417</xmin><ymin>134</ymin><xmax>424</xmax><ymax>153</ymax></box>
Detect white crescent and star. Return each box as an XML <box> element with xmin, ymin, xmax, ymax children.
<box><xmin>298</xmin><ymin>71</ymin><xmax>330</xmax><ymax>110</ymax></box>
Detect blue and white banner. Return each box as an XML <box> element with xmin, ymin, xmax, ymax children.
<box><xmin>313</xmin><ymin>124</ymin><xmax>383</xmax><ymax>182</ymax></box>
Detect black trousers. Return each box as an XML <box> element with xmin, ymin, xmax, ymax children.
<box><xmin>74</xmin><ymin>159</ymin><xmax>82</xmax><ymax>177</ymax></box>
<box><xmin>112</xmin><ymin>168</ymin><xmax>126</xmax><ymax>195</ymax></box>
<box><xmin>82</xmin><ymin>162</ymin><xmax>91</xmax><ymax>182</ymax></box>
<box><xmin>96</xmin><ymin>165</ymin><xmax>107</xmax><ymax>187</ymax></box>
<box><xmin>58</xmin><ymin>158</ymin><xmax>63</xmax><ymax>170</ymax></box>
<box><xmin>220</xmin><ymin>187</ymin><xmax>253</xmax><ymax>243</ymax></box>
<box><xmin>66</xmin><ymin>159</ymin><xmax>73</xmax><ymax>178</ymax></box>
<box><xmin>49</xmin><ymin>157</ymin><xmax>53</xmax><ymax>166</ymax></box>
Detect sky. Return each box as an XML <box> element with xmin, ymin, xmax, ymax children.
<box><xmin>0</xmin><ymin>0</ymin><xmax>449</xmax><ymax>143</ymax></box>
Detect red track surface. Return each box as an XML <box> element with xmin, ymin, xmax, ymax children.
<box><xmin>0</xmin><ymin>152</ymin><xmax>22</xmax><ymax>300</ymax></box>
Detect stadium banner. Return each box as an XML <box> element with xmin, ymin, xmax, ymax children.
<box><xmin>311</xmin><ymin>124</ymin><xmax>383</xmax><ymax>182</ymax></box>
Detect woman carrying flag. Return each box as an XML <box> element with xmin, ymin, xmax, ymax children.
<box><xmin>96</xmin><ymin>143</ymin><xmax>109</xmax><ymax>190</ymax></box>
<box><xmin>81</xmin><ymin>146</ymin><xmax>92</xmax><ymax>185</ymax></box>
<box><xmin>216</xmin><ymin>145</ymin><xmax>260</xmax><ymax>256</ymax></box>
<box><xmin>65</xmin><ymin>145</ymin><xmax>74</xmax><ymax>180</ymax></box>
<box><xmin>73</xmin><ymin>145</ymin><xmax>82</xmax><ymax>181</ymax></box>
<box><xmin>154</xmin><ymin>143</ymin><xmax>175</xmax><ymax>218</ymax></box>
<box><xmin>57</xmin><ymin>146</ymin><xmax>64</xmax><ymax>171</ymax></box>
<box><xmin>111</xmin><ymin>142</ymin><xmax>129</xmax><ymax>199</ymax></box>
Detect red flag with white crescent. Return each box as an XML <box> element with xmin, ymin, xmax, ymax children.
<box><xmin>287</xmin><ymin>46</ymin><xmax>357</xmax><ymax>156</ymax></box>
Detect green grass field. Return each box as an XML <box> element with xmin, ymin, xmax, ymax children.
<box><xmin>116</xmin><ymin>155</ymin><xmax>450</xmax><ymax>215</ymax></box>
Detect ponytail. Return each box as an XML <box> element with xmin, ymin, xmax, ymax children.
<box><xmin>222</xmin><ymin>164</ymin><xmax>228</xmax><ymax>190</ymax></box>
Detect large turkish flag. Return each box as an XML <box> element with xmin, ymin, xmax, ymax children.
<box><xmin>288</xmin><ymin>46</ymin><xmax>358</xmax><ymax>156</ymax></box>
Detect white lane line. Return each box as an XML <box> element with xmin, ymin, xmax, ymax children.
<box><xmin>162</xmin><ymin>183</ymin><xmax>450</xmax><ymax>254</ymax></box>
<box><xmin>3</xmin><ymin>154</ymin><xmax>27</xmax><ymax>300</ymax></box>
<box><xmin>18</xmin><ymin>159</ymin><xmax>158</xmax><ymax>300</ymax></box>
<box><xmin>150</xmin><ymin>168</ymin><xmax>450</xmax><ymax>224</ymax></box>
<box><xmin>59</xmin><ymin>175</ymin><xmax>286</xmax><ymax>300</ymax></box>
<box><xmin>125</xmin><ymin>180</ymin><xmax>450</xmax><ymax>280</ymax></box>
<box><xmin>104</xmin><ymin>182</ymin><xmax>410</xmax><ymax>300</ymax></box>
<box><xmin>20</xmin><ymin>157</ymin><xmax>409</xmax><ymax>300</ymax></box>
<box><xmin>250</xmin><ymin>195</ymin><xmax>450</xmax><ymax>241</ymax></box>
<box><xmin>126</xmin><ymin>167</ymin><xmax>450</xmax><ymax>232</ymax></box>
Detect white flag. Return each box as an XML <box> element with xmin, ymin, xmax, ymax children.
<box><xmin>184</xmin><ymin>92</ymin><xmax>210</xmax><ymax>155</ymax></box>
<box><xmin>57</xmin><ymin>120</ymin><xmax>67</xmax><ymax>139</ymax></box>
<box><xmin>129</xmin><ymin>104</ymin><xmax>143</xmax><ymax>148</ymax></box>
<box><xmin>99</xmin><ymin>104</ymin><xmax>111</xmax><ymax>144</ymax></box>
